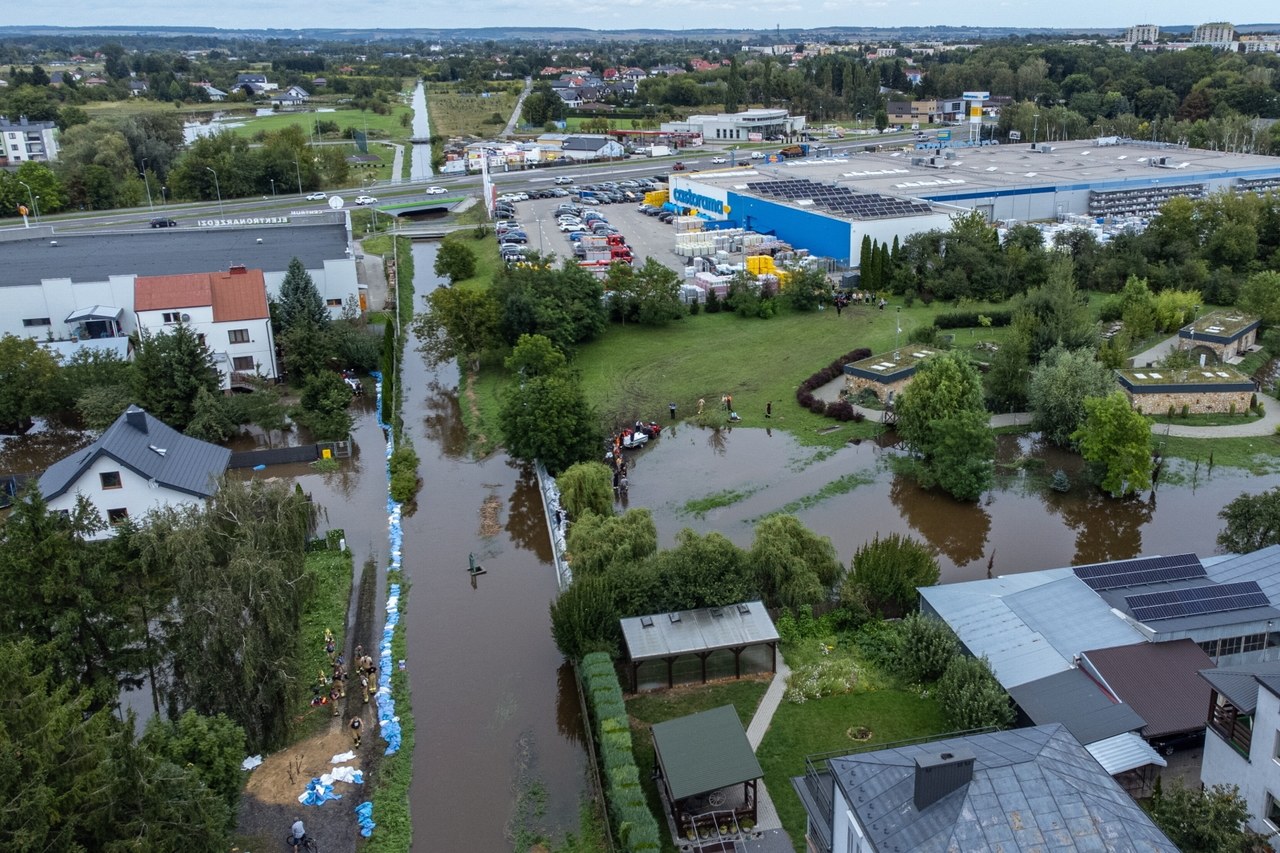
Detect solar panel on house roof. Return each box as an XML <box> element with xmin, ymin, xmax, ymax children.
<box><xmin>1073</xmin><ymin>554</ymin><xmax>1205</xmax><ymax>591</ymax></box>
<box><xmin>1126</xmin><ymin>581</ymin><xmax>1270</xmax><ymax>623</ymax></box>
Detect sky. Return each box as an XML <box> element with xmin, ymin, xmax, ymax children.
<box><xmin>9</xmin><ymin>0</ymin><xmax>1280</xmax><ymax>33</ymax></box>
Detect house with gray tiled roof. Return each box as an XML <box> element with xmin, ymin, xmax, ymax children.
<box><xmin>793</xmin><ymin>725</ymin><xmax>1179</xmax><ymax>853</ymax></box>
<box><xmin>1200</xmin><ymin>659</ymin><xmax>1280</xmax><ymax>843</ymax></box>
<box><xmin>37</xmin><ymin>405</ymin><xmax>230</xmax><ymax>539</ymax></box>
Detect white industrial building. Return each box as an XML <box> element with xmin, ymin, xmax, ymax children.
<box><xmin>0</xmin><ymin>219</ymin><xmax>361</xmax><ymax>345</ymax></box>
<box><xmin>661</xmin><ymin>109</ymin><xmax>806</xmax><ymax>143</ymax></box>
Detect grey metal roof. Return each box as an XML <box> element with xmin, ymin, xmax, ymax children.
<box><xmin>919</xmin><ymin>570</ymin><xmax>1144</xmax><ymax>689</ymax></box>
<box><xmin>828</xmin><ymin>724</ymin><xmax>1178</xmax><ymax>853</ymax></box>
<box><xmin>1</xmin><ymin>222</ymin><xmax>350</xmax><ymax>287</ymax></box>
<box><xmin>1085</xmin><ymin>732</ymin><xmax>1167</xmax><ymax>776</ymax></box>
<box><xmin>1083</xmin><ymin>640</ymin><xmax>1216</xmax><ymax>738</ymax></box>
<box><xmin>621</xmin><ymin>601</ymin><xmax>778</xmax><ymax>663</ymax></box>
<box><xmin>1199</xmin><ymin>659</ymin><xmax>1280</xmax><ymax>713</ymax></box>
<box><xmin>1206</xmin><ymin>544</ymin><xmax>1280</xmax><ymax>603</ymax></box>
<box><xmin>1008</xmin><ymin>668</ymin><xmax>1147</xmax><ymax>745</ymax></box>
<box><xmin>38</xmin><ymin>405</ymin><xmax>230</xmax><ymax>500</ymax></box>
<box><xmin>651</xmin><ymin>705</ymin><xmax>763</xmax><ymax>802</ymax></box>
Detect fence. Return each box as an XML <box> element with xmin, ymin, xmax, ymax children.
<box><xmin>228</xmin><ymin>439</ymin><xmax>352</xmax><ymax>469</ymax></box>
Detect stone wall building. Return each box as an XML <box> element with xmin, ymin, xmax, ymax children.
<box><xmin>843</xmin><ymin>347</ymin><xmax>939</xmax><ymax>404</ymax></box>
<box><xmin>1116</xmin><ymin>367</ymin><xmax>1255</xmax><ymax>415</ymax></box>
<box><xmin>1176</xmin><ymin>310</ymin><xmax>1259</xmax><ymax>365</ymax></box>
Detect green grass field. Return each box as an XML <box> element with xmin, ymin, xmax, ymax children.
<box><xmin>296</xmin><ymin>546</ymin><xmax>355</xmax><ymax>738</ymax></box>
<box><xmin>425</xmin><ymin>82</ymin><xmax>523</xmax><ymax>138</ymax></box>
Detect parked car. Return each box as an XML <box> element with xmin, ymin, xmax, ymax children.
<box><xmin>425</xmin><ymin>186</ymin><xmax>446</xmax><ymax>194</ymax></box>
<box><xmin>150</xmin><ymin>217</ymin><xmax>178</xmax><ymax>228</ymax></box>
<box><xmin>305</xmin><ymin>191</ymin><xmax>328</xmax><ymax>201</ymax></box>
<box><xmin>355</xmin><ymin>195</ymin><xmax>377</xmax><ymax>205</ymax></box>
<box><xmin>710</xmin><ymin>156</ymin><xmax>727</xmax><ymax>164</ymax></box>
<box><xmin>551</xmin><ymin>188</ymin><xmax>570</xmax><ymax>197</ymax></box>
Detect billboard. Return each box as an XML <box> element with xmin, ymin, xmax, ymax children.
<box><xmin>962</xmin><ymin>91</ymin><xmax>990</xmax><ymax>101</ymax></box>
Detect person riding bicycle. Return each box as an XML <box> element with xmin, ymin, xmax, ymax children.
<box><xmin>288</xmin><ymin>818</ymin><xmax>306</xmax><ymax>848</ymax></box>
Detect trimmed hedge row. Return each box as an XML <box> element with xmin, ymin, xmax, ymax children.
<box><xmin>795</xmin><ymin>348</ymin><xmax>872</xmax><ymax>422</ymax></box>
<box><xmin>933</xmin><ymin>310</ymin><xmax>1013</xmax><ymax>329</ymax></box>
<box><xmin>582</xmin><ymin>652</ymin><xmax>662</xmax><ymax>852</ymax></box>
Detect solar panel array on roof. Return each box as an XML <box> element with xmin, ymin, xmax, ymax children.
<box><xmin>1073</xmin><ymin>554</ymin><xmax>1206</xmax><ymax>591</ymax></box>
<box><xmin>747</xmin><ymin>178</ymin><xmax>933</xmax><ymax>220</ymax></box>
<box><xmin>1126</xmin><ymin>581</ymin><xmax>1270</xmax><ymax>623</ymax></box>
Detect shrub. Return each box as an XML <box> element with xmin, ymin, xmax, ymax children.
<box><xmin>388</xmin><ymin>444</ymin><xmax>420</xmax><ymax>503</ymax></box>
<box><xmin>933</xmin><ymin>310</ymin><xmax>1013</xmax><ymax>329</ymax></box>
<box><xmin>908</xmin><ymin>324</ymin><xmax>939</xmax><ymax>346</ymax></box>
<box><xmin>936</xmin><ymin>655</ymin><xmax>1014</xmax><ymax>730</ymax></box>
<box><xmin>808</xmin><ymin>397</ymin><xmax>827</xmax><ymax>414</ymax></box>
<box><xmin>825</xmin><ymin>399</ymin><xmax>855</xmax><ymax>421</ymax></box>
<box><xmin>899</xmin><ymin>613</ymin><xmax>960</xmax><ymax>683</ymax></box>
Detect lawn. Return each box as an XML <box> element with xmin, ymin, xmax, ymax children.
<box><xmin>296</xmin><ymin>544</ymin><xmax>355</xmax><ymax>738</ymax></box>
<box><xmin>756</xmin><ymin>687</ymin><xmax>949</xmax><ymax>850</ymax></box>
<box><xmin>424</xmin><ymin>82</ymin><xmax>523</xmax><ymax>138</ymax></box>
<box><xmin>626</xmin><ymin>678</ymin><xmax>771</xmax><ymax>853</ymax></box>
<box><xmin>1155</xmin><ymin>433</ymin><xmax>1280</xmax><ymax>474</ymax></box>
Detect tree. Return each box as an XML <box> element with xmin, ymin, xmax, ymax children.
<box><xmin>504</xmin><ymin>332</ymin><xmax>566</xmax><ymax>379</ymax></box>
<box><xmin>280</xmin><ymin>322</ymin><xmax>333</xmax><ymax>381</ymax></box>
<box><xmin>1072</xmin><ymin>391</ymin><xmax>1153</xmax><ymax>498</ymax></box>
<box><xmin>565</xmin><ymin>509</ymin><xmax>659</xmax><ymax>577</ymax></box>
<box><xmin>239</xmin><ymin>378</ymin><xmax>291</xmax><ymax>447</ymax></box>
<box><xmin>494</xmin><ymin>260</ymin><xmax>607</xmax><ymax>352</ymax></box>
<box><xmin>293</xmin><ymin>371</ymin><xmax>354</xmax><ymax>440</ymax></box>
<box><xmin>1118</xmin><ymin>275</ymin><xmax>1158</xmax><ymax>341</ymax></box>
<box><xmin>894</xmin><ymin>352</ymin><xmax>994</xmax><ymax>501</ymax></box>
<box><xmin>841</xmin><ymin>533</ymin><xmax>940</xmax><ymax>619</ymax></box>
<box><xmin>986</xmin><ymin>324</ymin><xmax>1031</xmax><ymax>412</ymax></box>
<box><xmin>1238</xmin><ymin>271</ymin><xmax>1280</xmax><ymax>328</ymax></box>
<box><xmin>1147</xmin><ymin>781</ymin><xmax>1270</xmax><ymax>853</ymax></box>
<box><xmin>76</xmin><ymin>385</ymin><xmax>133</xmax><ymax>432</ymax></box>
<box><xmin>131</xmin><ymin>324</ymin><xmax>221</xmax><ymax>431</ymax></box>
<box><xmin>749</xmin><ymin>514</ymin><xmax>843</xmax><ymax>610</ymax></box>
<box><xmin>0</xmin><ymin>332</ymin><xmax>61</xmax><ymax>430</ymax></box>
<box><xmin>1011</xmin><ymin>257</ymin><xmax>1097</xmax><ymax>363</ymax></box>
<box><xmin>899</xmin><ymin>613</ymin><xmax>960</xmax><ymax>684</ymax></box>
<box><xmin>782</xmin><ymin>265</ymin><xmax>829</xmax><ymax>312</ymax></box>
<box><xmin>1217</xmin><ymin>488</ymin><xmax>1280</xmax><ymax>554</ymax></box>
<box><xmin>499</xmin><ymin>372</ymin><xmax>602</xmax><ymax>475</ymax></box>
<box><xmin>139</xmin><ymin>709</ymin><xmax>245</xmax><ymax>832</ymax></box>
<box><xmin>936</xmin><ymin>655</ymin><xmax>1015</xmax><ymax>730</ymax></box>
<box><xmin>549</xmin><ymin>575</ymin><xmax>620</xmax><ymax>660</ymax></box>
<box><xmin>184</xmin><ymin>386</ymin><xmax>238</xmax><ymax>443</ymax></box>
<box><xmin>276</xmin><ymin>257</ymin><xmax>328</xmax><ymax>334</ymax></box>
<box><xmin>631</xmin><ymin>257</ymin><xmax>685</xmax><ymax>326</ymax></box>
<box><xmin>1027</xmin><ymin>346</ymin><xmax>1116</xmax><ymax>446</ymax></box>
<box><xmin>434</xmin><ymin>239</ymin><xmax>477</xmax><ymax>284</ymax></box>
<box><xmin>556</xmin><ymin>461</ymin><xmax>616</xmax><ymax>520</ymax></box>
<box><xmin>874</xmin><ymin>109</ymin><xmax>889</xmax><ymax>131</ymax></box>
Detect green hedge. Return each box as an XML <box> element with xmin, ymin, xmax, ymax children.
<box><xmin>933</xmin><ymin>310</ymin><xmax>1013</xmax><ymax>329</ymax></box>
<box><xmin>582</xmin><ymin>652</ymin><xmax>662</xmax><ymax>852</ymax></box>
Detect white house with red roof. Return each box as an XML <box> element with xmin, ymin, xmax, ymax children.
<box><xmin>133</xmin><ymin>265</ymin><xmax>278</xmax><ymax>389</ymax></box>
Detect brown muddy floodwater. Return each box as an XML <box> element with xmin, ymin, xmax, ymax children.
<box><xmin>620</xmin><ymin>424</ymin><xmax>1280</xmax><ymax>581</ymax></box>
<box><xmin>400</xmin><ymin>243</ymin><xmax>587</xmax><ymax>850</ymax></box>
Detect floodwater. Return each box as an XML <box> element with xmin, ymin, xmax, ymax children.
<box><xmin>621</xmin><ymin>424</ymin><xmax>1280</xmax><ymax>582</ymax></box>
<box><xmin>409</xmin><ymin>82</ymin><xmax>434</xmax><ymax>180</ymax></box>
<box><xmin>400</xmin><ymin>243</ymin><xmax>586</xmax><ymax>849</ymax></box>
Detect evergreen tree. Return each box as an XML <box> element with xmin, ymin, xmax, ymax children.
<box><xmin>859</xmin><ymin>234</ymin><xmax>874</xmax><ymax>286</ymax></box>
<box><xmin>184</xmin><ymin>387</ymin><xmax>237</xmax><ymax>443</ymax></box>
<box><xmin>131</xmin><ymin>324</ymin><xmax>221</xmax><ymax>431</ymax></box>
<box><xmin>276</xmin><ymin>257</ymin><xmax>328</xmax><ymax>334</ymax></box>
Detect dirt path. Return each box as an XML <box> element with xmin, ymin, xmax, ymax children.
<box><xmin>236</xmin><ymin>558</ymin><xmax>383</xmax><ymax>853</ymax></box>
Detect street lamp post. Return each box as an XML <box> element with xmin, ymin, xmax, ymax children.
<box><xmin>1033</xmin><ymin>113</ymin><xmax>1041</xmax><ymax>146</ymax></box>
<box><xmin>294</xmin><ymin>155</ymin><xmax>303</xmax><ymax>195</ymax></box>
<box><xmin>270</xmin><ymin>177</ymin><xmax>276</xmax><ymax>197</ymax></box>
<box><xmin>17</xmin><ymin>179</ymin><xmax>38</xmax><ymax>223</ymax></box>
<box><xmin>206</xmin><ymin>166</ymin><xmax>223</xmax><ymax>215</ymax></box>
<box><xmin>161</xmin><ymin>186</ymin><xmax>168</xmax><ymax>205</ymax></box>
<box><xmin>139</xmin><ymin>158</ymin><xmax>154</xmax><ymax>211</ymax></box>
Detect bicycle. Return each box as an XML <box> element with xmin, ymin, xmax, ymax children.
<box><xmin>286</xmin><ymin>832</ymin><xmax>319</xmax><ymax>853</ymax></box>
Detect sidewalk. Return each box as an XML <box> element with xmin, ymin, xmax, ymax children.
<box><xmin>745</xmin><ymin>656</ymin><xmax>791</xmax><ymax>831</ymax></box>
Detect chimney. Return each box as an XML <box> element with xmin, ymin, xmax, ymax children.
<box><xmin>124</xmin><ymin>406</ymin><xmax>148</xmax><ymax>433</ymax></box>
<box><xmin>229</xmin><ymin>264</ymin><xmax>248</xmax><ymax>275</ymax></box>
<box><xmin>913</xmin><ymin>749</ymin><xmax>974</xmax><ymax>811</ymax></box>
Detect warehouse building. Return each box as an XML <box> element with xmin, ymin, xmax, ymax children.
<box><xmin>660</xmin><ymin>108</ymin><xmax>806</xmax><ymax>143</ymax></box>
<box><xmin>664</xmin><ymin>139</ymin><xmax>1280</xmax><ymax>265</ymax></box>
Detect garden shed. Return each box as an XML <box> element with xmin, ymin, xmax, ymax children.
<box><xmin>651</xmin><ymin>705</ymin><xmax>762</xmax><ymax>842</ymax></box>
<box><xmin>620</xmin><ymin>601</ymin><xmax>779</xmax><ymax>693</ymax></box>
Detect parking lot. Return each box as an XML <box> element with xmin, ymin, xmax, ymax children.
<box><xmin>496</xmin><ymin>180</ymin><xmax>688</xmax><ymax>276</ymax></box>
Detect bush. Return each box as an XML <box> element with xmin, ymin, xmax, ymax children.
<box><xmin>908</xmin><ymin>324</ymin><xmax>939</xmax><ymax>346</ymax></box>
<box><xmin>899</xmin><ymin>613</ymin><xmax>960</xmax><ymax>683</ymax></box>
<box><xmin>808</xmin><ymin>397</ymin><xmax>827</xmax><ymax>414</ymax></box>
<box><xmin>388</xmin><ymin>444</ymin><xmax>420</xmax><ymax>503</ymax></box>
<box><xmin>783</xmin><ymin>659</ymin><xmax>858</xmax><ymax>704</ymax></box>
<box><xmin>933</xmin><ymin>310</ymin><xmax>1013</xmax><ymax>329</ymax></box>
<box><xmin>936</xmin><ymin>655</ymin><xmax>1014</xmax><ymax>730</ymax></box>
<box><xmin>841</xmin><ymin>533</ymin><xmax>940</xmax><ymax>619</ymax></box>
<box><xmin>826</xmin><ymin>399</ymin><xmax>856</xmax><ymax>421</ymax></box>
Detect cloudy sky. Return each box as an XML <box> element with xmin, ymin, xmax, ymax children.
<box><xmin>12</xmin><ymin>0</ymin><xmax>1280</xmax><ymax>31</ymax></box>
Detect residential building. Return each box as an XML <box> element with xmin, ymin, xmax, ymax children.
<box><xmin>271</xmin><ymin>85</ymin><xmax>309</xmax><ymax>107</ymax></box>
<box><xmin>661</xmin><ymin>108</ymin><xmax>806</xmax><ymax>143</ymax></box>
<box><xmin>1200</xmin><ymin>660</ymin><xmax>1280</xmax><ymax>846</ymax></box>
<box><xmin>886</xmin><ymin>99</ymin><xmax>966</xmax><ymax>125</ymax></box>
<box><xmin>133</xmin><ymin>265</ymin><xmax>278</xmax><ymax>389</ymax></box>
<box><xmin>36</xmin><ymin>405</ymin><xmax>231</xmax><ymax>539</ymax></box>
<box><xmin>235</xmin><ymin>73</ymin><xmax>278</xmax><ymax>95</ymax></box>
<box><xmin>1241</xmin><ymin>36</ymin><xmax>1280</xmax><ymax>53</ymax></box>
<box><xmin>1</xmin><ymin>114</ymin><xmax>59</xmax><ymax>165</ymax></box>
<box><xmin>792</xmin><ymin>725</ymin><xmax>1179</xmax><ymax>853</ymax></box>
<box><xmin>1125</xmin><ymin>24</ymin><xmax>1161</xmax><ymax>45</ymax></box>
<box><xmin>127</xmin><ymin>80</ymin><xmax>149</xmax><ymax>97</ymax></box>
<box><xmin>1192</xmin><ymin>22</ymin><xmax>1237</xmax><ymax>48</ymax></box>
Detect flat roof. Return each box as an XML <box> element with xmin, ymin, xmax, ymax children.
<box><xmin>1116</xmin><ymin>366</ymin><xmax>1252</xmax><ymax>387</ymax></box>
<box><xmin>620</xmin><ymin>600</ymin><xmax>778</xmax><ymax>664</ymax></box>
<box><xmin>844</xmin><ymin>347</ymin><xmax>939</xmax><ymax>382</ymax></box>
<box><xmin>1083</xmin><ymin>640</ymin><xmax>1216</xmax><ymax>738</ymax></box>
<box><xmin>1182</xmin><ymin>310</ymin><xmax>1259</xmax><ymax>340</ymax></box>
<box><xmin>652</xmin><ymin>705</ymin><xmax>763</xmax><ymax>802</ymax></box>
<box><xmin>709</xmin><ymin>139</ymin><xmax>1280</xmax><ymax>203</ymax></box>
<box><xmin>1</xmin><ymin>221</ymin><xmax>351</xmax><ymax>287</ymax></box>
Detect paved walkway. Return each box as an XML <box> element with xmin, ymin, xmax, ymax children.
<box><xmin>745</xmin><ymin>656</ymin><xmax>792</xmax><ymax>831</ymax></box>
<box><xmin>814</xmin><ymin>378</ymin><xmax>1280</xmax><ymax>438</ymax></box>
<box><xmin>503</xmin><ymin>77</ymin><xmax>533</xmax><ymax>137</ymax></box>
<box><xmin>387</xmin><ymin>143</ymin><xmax>404</xmax><ymax>184</ymax></box>
<box><xmin>1130</xmin><ymin>334</ymin><xmax>1180</xmax><ymax>368</ymax></box>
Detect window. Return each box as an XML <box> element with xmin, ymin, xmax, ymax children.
<box><xmin>228</xmin><ymin>329</ymin><xmax>250</xmax><ymax>344</ymax></box>
<box><xmin>1200</xmin><ymin>639</ymin><xmax>1219</xmax><ymax>657</ymax></box>
<box><xmin>1220</xmin><ymin>636</ymin><xmax>1244</xmax><ymax>656</ymax></box>
<box><xmin>197</xmin><ymin>334</ymin><xmax>206</xmax><ymax>347</ymax></box>
<box><xmin>162</xmin><ymin>311</ymin><xmax>183</xmax><ymax>323</ymax></box>
<box><xmin>106</xmin><ymin>508</ymin><xmax>129</xmax><ymax>525</ymax></box>
<box><xmin>326</xmin><ymin>298</ymin><xmax>344</xmax><ymax>307</ymax></box>
<box><xmin>22</xmin><ymin>317</ymin><xmax>51</xmax><ymax>327</ymax></box>
<box><xmin>1268</xmin><ymin>792</ymin><xmax>1280</xmax><ymax>829</ymax></box>
<box><xmin>1246</xmin><ymin>634</ymin><xmax>1268</xmax><ymax>653</ymax></box>
<box><xmin>99</xmin><ymin>471</ymin><xmax>122</xmax><ymax>490</ymax></box>
<box><xmin>232</xmin><ymin>356</ymin><xmax>256</xmax><ymax>371</ymax></box>
<box><xmin>1274</xmin><ymin>731</ymin><xmax>1280</xmax><ymax>763</ymax></box>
